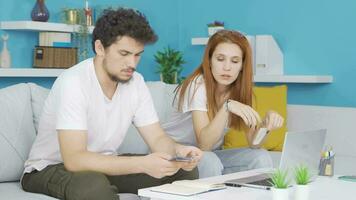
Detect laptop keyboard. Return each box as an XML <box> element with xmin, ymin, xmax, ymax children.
<box><xmin>248</xmin><ymin>178</ymin><xmax>273</xmax><ymax>186</ymax></box>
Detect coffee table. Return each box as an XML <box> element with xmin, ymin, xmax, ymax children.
<box><xmin>138</xmin><ymin>168</ymin><xmax>356</xmax><ymax>200</ymax></box>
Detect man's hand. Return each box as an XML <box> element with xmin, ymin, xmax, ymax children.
<box><xmin>174</xmin><ymin>145</ymin><xmax>203</xmax><ymax>171</ymax></box>
<box><xmin>262</xmin><ymin>110</ymin><xmax>284</xmax><ymax>131</ymax></box>
<box><xmin>141</xmin><ymin>152</ymin><xmax>183</xmax><ymax>179</ymax></box>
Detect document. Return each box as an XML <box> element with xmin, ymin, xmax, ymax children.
<box><xmin>150</xmin><ymin>180</ymin><xmax>227</xmax><ymax>196</ymax></box>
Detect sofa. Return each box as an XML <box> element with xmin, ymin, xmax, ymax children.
<box><xmin>1</xmin><ymin>82</ymin><xmax>356</xmax><ymax>199</ymax></box>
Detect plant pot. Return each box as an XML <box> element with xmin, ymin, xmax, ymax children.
<box><xmin>208</xmin><ymin>26</ymin><xmax>224</xmax><ymax>36</ymax></box>
<box><xmin>64</xmin><ymin>9</ymin><xmax>79</xmax><ymax>25</ymax></box>
<box><xmin>294</xmin><ymin>185</ymin><xmax>310</xmax><ymax>200</ymax></box>
<box><xmin>272</xmin><ymin>187</ymin><xmax>290</xmax><ymax>200</ymax></box>
<box><xmin>160</xmin><ymin>72</ymin><xmax>177</xmax><ymax>84</ymax></box>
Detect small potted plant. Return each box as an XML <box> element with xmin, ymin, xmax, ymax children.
<box><xmin>270</xmin><ymin>169</ymin><xmax>290</xmax><ymax>200</ymax></box>
<box><xmin>154</xmin><ymin>46</ymin><xmax>185</xmax><ymax>84</ymax></box>
<box><xmin>294</xmin><ymin>165</ymin><xmax>312</xmax><ymax>200</ymax></box>
<box><xmin>207</xmin><ymin>21</ymin><xmax>224</xmax><ymax>36</ymax></box>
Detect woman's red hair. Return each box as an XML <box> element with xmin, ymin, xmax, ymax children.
<box><xmin>176</xmin><ymin>30</ymin><xmax>254</xmax><ymax>129</ymax></box>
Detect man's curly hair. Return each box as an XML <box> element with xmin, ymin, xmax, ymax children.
<box><xmin>92</xmin><ymin>8</ymin><xmax>158</xmax><ymax>54</ymax></box>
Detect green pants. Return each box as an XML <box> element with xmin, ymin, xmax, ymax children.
<box><xmin>22</xmin><ymin>163</ymin><xmax>198</xmax><ymax>200</ymax></box>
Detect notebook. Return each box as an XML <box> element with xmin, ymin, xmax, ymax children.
<box><xmin>150</xmin><ymin>180</ymin><xmax>227</xmax><ymax>196</ymax></box>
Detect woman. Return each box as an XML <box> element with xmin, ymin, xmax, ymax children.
<box><xmin>162</xmin><ymin>30</ymin><xmax>284</xmax><ymax>178</ymax></box>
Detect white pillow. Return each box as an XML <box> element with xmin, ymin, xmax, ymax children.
<box><xmin>28</xmin><ymin>83</ymin><xmax>50</xmax><ymax>133</ymax></box>
<box><xmin>117</xmin><ymin>81</ymin><xmax>177</xmax><ymax>154</ymax></box>
<box><xmin>0</xmin><ymin>84</ymin><xmax>36</xmax><ymax>182</ymax></box>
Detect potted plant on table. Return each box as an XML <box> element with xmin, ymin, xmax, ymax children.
<box><xmin>294</xmin><ymin>165</ymin><xmax>312</xmax><ymax>200</ymax></box>
<box><xmin>270</xmin><ymin>169</ymin><xmax>290</xmax><ymax>200</ymax></box>
<box><xmin>154</xmin><ymin>46</ymin><xmax>185</xmax><ymax>84</ymax></box>
<box><xmin>207</xmin><ymin>21</ymin><xmax>224</xmax><ymax>36</ymax></box>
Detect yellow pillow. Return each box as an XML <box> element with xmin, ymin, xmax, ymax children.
<box><xmin>223</xmin><ymin>85</ymin><xmax>287</xmax><ymax>151</ymax></box>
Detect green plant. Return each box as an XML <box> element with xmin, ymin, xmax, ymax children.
<box><xmin>154</xmin><ymin>46</ymin><xmax>185</xmax><ymax>84</ymax></box>
<box><xmin>270</xmin><ymin>169</ymin><xmax>289</xmax><ymax>189</ymax></box>
<box><xmin>61</xmin><ymin>8</ymin><xmax>90</xmax><ymax>61</ymax></box>
<box><xmin>207</xmin><ymin>21</ymin><xmax>224</xmax><ymax>27</ymax></box>
<box><xmin>294</xmin><ymin>165</ymin><xmax>311</xmax><ymax>185</ymax></box>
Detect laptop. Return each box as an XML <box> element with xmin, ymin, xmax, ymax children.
<box><xmin>224</xmin><ymin>129</ymin><xmax>327</xmax><ymax>190</ymax></box>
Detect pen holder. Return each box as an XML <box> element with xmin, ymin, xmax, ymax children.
<box><xmin>319</xmin><ymin>156</ymin><xmax>335</xmax><ymax>176</ymax></box>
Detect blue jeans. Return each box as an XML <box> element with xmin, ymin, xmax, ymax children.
<box><xmin>197</xmin><ymin>148</ymin><xmax>273</xmax><ymax>178</ymax></box>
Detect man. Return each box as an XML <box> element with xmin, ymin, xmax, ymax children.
<box><xmin>22</xmin><ymin>8</ymin><xmax>202</xmax><ymax>200</ymax></box>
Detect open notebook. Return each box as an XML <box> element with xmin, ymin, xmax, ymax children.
<box><xmin>150</xmin><ymin>180</ymin><xmax>226</xmax><ymax>196</ymax></box>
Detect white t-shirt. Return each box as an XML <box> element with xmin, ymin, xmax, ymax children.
<box><xmin>24</xmin><ymin>58</ymin><xmax>158</xmax><ymax>173</ymax></box>
<box><xmin>162</xmin><ymin>75</ymin><xmax>226</xmax><ymax>150</ymax></box>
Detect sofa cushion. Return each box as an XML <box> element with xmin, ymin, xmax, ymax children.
<box><xmin>117</xmin><ymin>81</ymin><xmax>177</xmax><ymax>154</ymax></box>
<box><xmin>28</xmin><ymin>83</ymin><xmax>50</xmax><ymax>133</ymax></box>
<box><xmin>224</xmin><ymin>85</ymin><xmax>287</xmax><ymax>151</ymax></box>
<box><xmin>0</xmin><ymin>84</ymin><xmax>37</xmax><ymax>182</ymax></box>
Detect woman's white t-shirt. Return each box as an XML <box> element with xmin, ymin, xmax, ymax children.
<box><xmin>24</xmin><ymin>58</ymin><xmax>158</xmax><ymax>173</ymax></box>
<box><xmin>162</xmin><ymin>75</ymin><xmax>225</xmax><ymax>150</ymax></box>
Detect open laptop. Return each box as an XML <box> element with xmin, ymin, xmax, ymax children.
<box><xmin>224</xmin><ymin>129</ymin><xmax>327</xmax><ymax>190</ymax></box>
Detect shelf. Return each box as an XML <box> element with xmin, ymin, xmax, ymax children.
<box><xmin>253</xmin><ymin>75</ymin><xmax>333</xmax><ymax>83</ymax></box>
<box><xmin>191</xmin><ymin>37</ymin><xmax>209</xmax><ymax>45</ymax></box>
<box><xmin>0</xmin><ymin>68</ymin><xmax>65</xmax><ymax>77</ymax></box>
<box><xmin>0</xmin><ymin>68</ymin><xmax>333</xmax><ymax>82</ymax></box>
<box><xmin>192</xmin><ymin>37</ymin><xmax>333</xmax><ymax>83</ymax></box>
<box><xmin>0</xmin><ymin>21</ymin><xmax>94</xmax><ymax>33</ymax></box>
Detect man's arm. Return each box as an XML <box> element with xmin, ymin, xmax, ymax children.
<box><xmin>137</xmin><ymin>122</ymin><xmax>177</xmax><ymax>155</ymax></box>
<box><xmin>137</xmin><ymin>122</ymin><xmax>203</xmax><ymax>171</ymax></box>
<box><xmin>58</xmin><ymin>129</ymin><xmax>188</xmax><ymax>178</ymax></box>
<box><xmin>58</xmin><ymin>130</ymin><xmax>144</xmax><ymax>175</ymax></box>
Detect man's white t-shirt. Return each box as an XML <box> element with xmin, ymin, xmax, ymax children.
<box><xmin>162</xmin><ymin>75</ymin><xmax>226</xmax><ymax>150</ymax></box>
<box><xmin>24</xmin><ymin>58</ymin><xmax>158</xmax><ymax>173</ymax></box>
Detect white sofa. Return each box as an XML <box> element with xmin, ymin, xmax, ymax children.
<box><xmin>1</xmin><ymin>82</ymin><xmax>355</xmax><ymax>199</ymax></box>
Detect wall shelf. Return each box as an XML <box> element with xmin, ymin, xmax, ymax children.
<box><xmin>0</xmin><ymin>68</ymin><xmax>333</xmax><ymax>82</ymax></box>
<box><xmin>253</xmin><ymin>75</ymin><xmax>333</xmax><ymax>83</ymax></box>
<box><xmin>0</xmin><ymin>68</ymin><xmax>65</xmax><ymax>77</ymax></box>
<box><xmin>191</xmin><ymin>37</ymin><xmax>209</xmax><ymax>45</ymax></box>
<box><xmin>191</xmin><ymin>37</ymin><xmax>333</xmax><ymax>83</ymax></box>
<box><xmin>0</xmin><ymin>21</ymin><xmax>94</xmax><ymax>33</ymax></box>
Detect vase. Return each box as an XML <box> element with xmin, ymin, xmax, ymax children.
<box><xmin>0</xmin><ymin>34</ymin><xmax>11</xmax><ymax>68</ymax></box>
<box><xmin>31</xmin><ymin>0</ymin><xmax>50</xmax><ymax>22</ymax></box>
<box><xmin>208</xmin><ymin>26</ymin><xmax>224</xmax><ymax>36</ymax></box>
<box><xmin>64</xmin><ymin>9</ymin><xmax>79</xmax><ymax>25</ymax></box>
<box><xmin>271</xmin><ymin>187</ymin><xmax>290</xmax><ymax>200</ymax></box>
<box><xmin>295</xmin><ymin>185</ymin><xmax>310</xmax><ymax>200</ymax></box>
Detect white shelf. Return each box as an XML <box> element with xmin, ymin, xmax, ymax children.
<box><xmin>0</xmin><ymin>21</ymin><xmax>94</xmax><ymax>33</ymax></box>
<box><xmin>192</xmin><ymin>37</ymin><xmax>333</xmax><ymax>83</ymax></box>
<box><xmin>253</xmin><ymin>75</ymin><xmax>333</xmax><ymax>83</ymax></box>
<box><xmin>0</xmin><ymin>68</ymin><xmax>333</xmax><ymax>82</ymax></box>
<box><xmin>192</xmin><ymin>37</ymin><xmax>209</xmax><ymax>45</ymax></box>
<box><xmin>0</xmin><ymin>68</ymin><xmax>65</xmax><ymax>77</ymax></box>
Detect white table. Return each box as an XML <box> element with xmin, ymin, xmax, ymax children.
<box><xmin>138</xmin><ymin>169</ymin><xmax>356</xmax><ymax>200</ymax></box>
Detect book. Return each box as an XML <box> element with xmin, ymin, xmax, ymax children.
<box><xmin>150</xmin><ymin>180</ymin><xmax>227</xmax><ymax>196</ymax></box>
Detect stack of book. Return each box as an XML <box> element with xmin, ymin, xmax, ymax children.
<box><xmin>34</xmin><ymin>32</ymin><xmax>77</xmax><ymax>68</ymax></box>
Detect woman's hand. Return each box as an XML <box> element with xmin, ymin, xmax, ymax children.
<box><xmin>227</xmin><ymin>100</ymin><xmax>261</xmax><ymax>128</ymax></box>
<box><xmin>262</xmin><ymin>110</ymin><xmax>284</xmax><ymax>131</ymax></box>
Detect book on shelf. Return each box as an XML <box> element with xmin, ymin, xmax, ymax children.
<box><xmin>39</xmin><ymin>32</ymin><xmax>71</xmax><ymax>47</ymax></box>
<box><xmin>150</xmin><ymin>180</ymin><xmax>226</xmax><ymax>196</ymax></box>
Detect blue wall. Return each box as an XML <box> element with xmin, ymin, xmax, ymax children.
<box><xmin>1</xmin><ymin>0</ymin><xmax>356</xmax><ymax>107</ymax></box>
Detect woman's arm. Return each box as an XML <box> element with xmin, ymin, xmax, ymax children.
<box><xmin>192</xmin><ymin>105</ymin><xmax>230</xmax><ymax>151</ymax></box>
<box><xmin>192</xmin><ymin>99</ymin><xmax>261</xmax><ymax>151</ymax></box>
